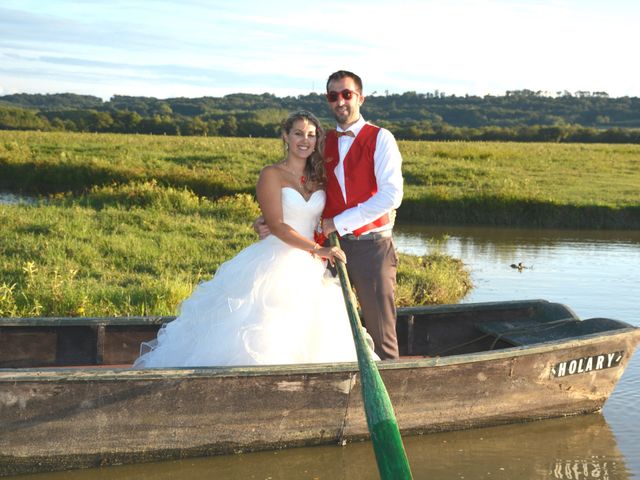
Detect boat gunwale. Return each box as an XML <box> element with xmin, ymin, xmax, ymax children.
<box><xmin>2</xmin><ymin>326</ymin><xmax>637</xmax><ymax>383</ymax></box>
<box><xmin>0</xmin><ymin>299</ymin><xmax>578</xmax><ymax>327</ymax></box>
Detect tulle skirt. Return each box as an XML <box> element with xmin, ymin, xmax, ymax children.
<box><xmin>133</xmin><ymin>235</ymin><xmax>363</xmax><ymax>367</ymax></box>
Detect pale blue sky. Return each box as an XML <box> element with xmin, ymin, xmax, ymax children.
<box><xmin>1</xmin><ymin>0</ymin><xmax>638</xmax><ymax>99</ymax></box>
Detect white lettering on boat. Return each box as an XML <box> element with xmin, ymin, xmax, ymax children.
<box><xmin>551</xmin><ymin>351</ymin><xmax>624</xmax><ymax>378</ymax></box>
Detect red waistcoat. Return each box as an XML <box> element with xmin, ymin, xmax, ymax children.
<box><xmin>323</xmin><ymin>124</ymin><xmax>390</xmax><ymax>236</ymax></box>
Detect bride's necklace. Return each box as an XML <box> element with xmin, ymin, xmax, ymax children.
<box><xmin>281</xmin><ymin>161</ymin><xmax>307</xmax><ymax>189</ymax></box>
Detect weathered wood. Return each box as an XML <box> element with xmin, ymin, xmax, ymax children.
<box><xmin>0</xmin><ymin>299</ymin><xmax>638</xmax><ymax>477</ymax></box>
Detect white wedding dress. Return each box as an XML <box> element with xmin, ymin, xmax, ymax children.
<box><xmin>133</xmin><ymin>187</ymin><xmax>367</xmax><ymax>368</ymax></box>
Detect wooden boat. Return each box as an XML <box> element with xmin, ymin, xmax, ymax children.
<box><xmin>1</xmin><ymin>299</ymin><xmax>638</xmax><ymax>476</ymax></box>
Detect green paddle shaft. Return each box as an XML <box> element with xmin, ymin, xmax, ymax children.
<box><xmin>329</xmin><ymin>233</ymin><xmax>413</xmax><ymax>480</ymax></box>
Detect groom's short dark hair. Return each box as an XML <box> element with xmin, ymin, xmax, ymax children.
<box><xmin>326</xmin><ymin>70</ymin><xmax>363</xmax><ymax>93</ymax></box>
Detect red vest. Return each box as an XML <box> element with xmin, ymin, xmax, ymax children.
<box><xmin>323</xmin><ymin>124</ymin><xmax>390</xmax><ymax>236</ymax></box>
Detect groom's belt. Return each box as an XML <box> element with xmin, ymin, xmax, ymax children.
<box><xmin>341</xmin><ymin>230</ymin><xmax>392</xmax><ymax>241</ymax></box>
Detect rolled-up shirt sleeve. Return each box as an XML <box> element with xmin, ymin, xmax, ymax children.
<box><xmin>333</xmin><ymin>128</ymin><xmax>403</xmax><ymax>234</ymax></box>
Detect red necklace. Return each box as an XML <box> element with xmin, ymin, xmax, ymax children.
<box><xmin>282</xmin><ymin>162</ymin><xmax>306</xmax><ymax>187</ymax></box>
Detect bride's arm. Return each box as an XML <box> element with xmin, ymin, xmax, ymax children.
<box><xmin>256</xmin><ymin>167</ymin><xmax>345</xmax><ymax>264</ymax></box>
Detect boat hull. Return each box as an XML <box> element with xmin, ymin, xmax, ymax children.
<box><xmin>1</xmin><ymin>300</ymin><xmax>638</xmax><ymax>476</ymax></box>
<box><xmin>1</xmin><ymin>334</ymin><xmax>638</xmax><ymax>476</ymax></box>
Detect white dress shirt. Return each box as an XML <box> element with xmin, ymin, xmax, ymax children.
<box><xmin>332</xmin><ymin>116</ymin><xmax>404</xmax><ymax>235</ymax></box>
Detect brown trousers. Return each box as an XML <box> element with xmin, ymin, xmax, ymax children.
<box><xmin>339</xmin><ymin>236</ymin><xmax>399</xmax><ymax>360</ymax></box>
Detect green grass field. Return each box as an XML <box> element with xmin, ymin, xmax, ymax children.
<box><xmin>400</xmin><ymin>140</ymin><xmax>640</xmax><ymax>227</ymax></box>
<box><xmin>2</xmin><ymin>131</ymin><xmax>638</xmax><ymax>227</ymax></box>
<box><xmin>0</xmin><ymin>182</ymin><xmax>470</xmax><ymax>316</ymax></box>
<box><xmin>2</xmin><ymin>130</ymin><xmax>637</xmax><ymax>317</ymax></box>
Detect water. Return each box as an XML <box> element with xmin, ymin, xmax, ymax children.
<box><xmin>0</xmin><ymin>192</ymin><xmax>36</xmax><ymax>205</ymax></box>
<box><xmin>395</xmin><ymin>224</ymin><xmax>640</xmax><ymax>479</ymax></box>
<box><xmin>9</xmin><ymin>415</ymin><xmax>630</xmax><ymax>480</ymax></box>
<box><xmin>7</xmin><ymin>224</ymin><xmax>640</xmax><ymax>479</ymax></box>
<box><xmin>394</xmin><ymin>225</ymin><xmax>640</xmax><ymax>322</ymax></box>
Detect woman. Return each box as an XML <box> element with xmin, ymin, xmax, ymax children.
<box><xmin>134</xmin><ymin>111</ymin><xmax>369</xmax><ymax>367</ymax></box>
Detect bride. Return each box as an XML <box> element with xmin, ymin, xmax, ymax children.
<box><xmin>134</xmin><ymin>110</ymin><xmax>370</xmax><ymax>368</ymax></box>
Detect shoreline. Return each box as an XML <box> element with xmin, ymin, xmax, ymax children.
<box><xmin>398</xmin><ymin>198</ymin><xmax>640</xmax><ymax>230</ymax></box>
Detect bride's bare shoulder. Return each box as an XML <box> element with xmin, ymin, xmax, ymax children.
<box><xmin>259</xmin><ymin>164</ymin><xmax>286</xmax><ymax>180</ymax></box>
<box><xmin>257</xmin><ymin>164</ymin><xmax>287</xmax><ymax>195</ymax></box>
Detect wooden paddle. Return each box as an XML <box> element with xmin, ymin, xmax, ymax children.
<box><xmin>329</xmin><ymin>232</ymin><xmax>413</xmax><ymax>479</ymax></box>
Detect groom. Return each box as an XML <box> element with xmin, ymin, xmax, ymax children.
<box><xmin>255</xmin><ymin>70</ymin><xmax>404</xmax><ymax>359</ymax></box>
<box><xmin>319</xmin><ymin>70</ymin><xmax>403</xmax><ymax>360</ymax></box>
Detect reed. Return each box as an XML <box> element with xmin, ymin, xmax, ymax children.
<box><xmin>396</xmin><ymin>252</ymin><xmax>472</xmax><ymax>306</ymax></box>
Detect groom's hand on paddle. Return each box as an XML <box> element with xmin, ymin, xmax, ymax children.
<box><xmin>321</xmin><ymin>217</ymin><xmax>336</xmax><ymax>237</ymax></box>
<box><xmin>253</xmin><ymin>216</ymin><xmax>271</xmax><ymax>239</ymax></box>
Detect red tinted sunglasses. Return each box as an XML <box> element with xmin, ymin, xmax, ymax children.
<box><xmin>326</xmin><ymin>89</ymin><xmax>359</xmax><ymax>102</ymax></box>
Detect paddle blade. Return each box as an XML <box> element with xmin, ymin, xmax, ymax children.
<box><xmin>359</xmin><ymin>358</ymin><xmax>413</xmax><ymax>479</ymax></box>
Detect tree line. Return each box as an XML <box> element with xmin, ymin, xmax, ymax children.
<box><xmin>1</xmin><ymin>90</ymin><xmax>640</xmax><ymax>143</ymax></box>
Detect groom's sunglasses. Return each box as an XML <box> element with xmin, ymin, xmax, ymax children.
<box><xmin>326</xmin><ymin>89</ymin><xmax>359</xmax><ymax>102</ymax></box>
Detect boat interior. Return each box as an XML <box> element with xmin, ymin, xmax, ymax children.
<box><xmin>0</xmin><ymin>300</ymin><xmax>635</xmax><ymax>369</ymax></box>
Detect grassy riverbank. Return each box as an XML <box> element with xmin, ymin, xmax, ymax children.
<box><xmin>2</xmin><ymin>130</ymin><xmax>636</xmax><ymax>316</ymax></box>
<box><xmin>0</xmin><ymin>182</ymin><xmax>471</xmax><ymax>317</ymax></box>
<box><xmin>2</xmin><ymin>131</ymin><xmax>639</xmax><ymax>228</ymax></box>
<box><xmin>400</xmin><ymin>141</ymin><xmax>640</xmax><ymax>228</ymax></box>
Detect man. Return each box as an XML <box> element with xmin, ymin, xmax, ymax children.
<box><xmin>320</xmin><ymin>70</ymin><xmax>403</xmax><ymax>359</ymax></box>
<box><xmin>255</xmin><ymin>70</ymin><xmax>403</xmax><ymax>359</ymax></box>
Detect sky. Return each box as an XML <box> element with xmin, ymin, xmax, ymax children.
<box><xmin>1</xmin><ymin>0</ymin><xmax>639</xmax><ymax>100</ymax></box>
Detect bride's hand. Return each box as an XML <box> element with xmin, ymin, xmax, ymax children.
<box><xmin>317</xmin><ymin>246</ymin><xmax>346</xmax><ymax>266</ymax></box>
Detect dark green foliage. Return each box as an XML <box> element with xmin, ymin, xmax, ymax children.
<box><xmin>2</xmin><ymin>91</ymin><xmax>640</xmax><ymax>142</ymax></box>
<box><xmin>0</xmin><ymin>93</ymin><xmax>103</xmax><ymax>110</ymax></box>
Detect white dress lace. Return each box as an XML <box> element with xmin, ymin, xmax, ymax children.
<box><xmin>133</xmin><ymin>188</ymin><xmax>367</xmax><ymax>367</ymax></box>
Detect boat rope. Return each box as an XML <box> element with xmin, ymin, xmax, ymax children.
<box><xmin>430</xmin><ymin>317</ymin><xmax>579</xmax><ymax>357</ymax></box>
<box><xmin>487</xmin><ymin>317</ymin><xmax>579</xmax><ymax>349</ymax></box>
<box><xmin>430</xmin><ymin>333</ymin><xmax>493</xmax><ymax>357</ymax></box>
<box><xmin>337</xmin><ymin>372</ymin><xmax>357</xmax><ymax>446</ymax></box>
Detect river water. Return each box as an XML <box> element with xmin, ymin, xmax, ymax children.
<box><xmin>0</xmin><ymin>193</ymin><xmax>35</xmax><ymax>205</ymax></box>
<box><xmin>7</xmin><ymin>224</ymin><xmax>640</xmax><ymax>480</ymax></box>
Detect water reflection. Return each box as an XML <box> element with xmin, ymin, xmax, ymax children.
<box><xmin>402</xmin><ymin>415</ymin><xmax>629</xmax><ymax>480</ymax></box>
<box><xmin>11</xmin><ymin>415</ymin><xmax>627</xmax><ymax>480</ymax></box>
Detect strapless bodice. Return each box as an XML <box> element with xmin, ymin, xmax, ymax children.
<box><xmin>281</xmin><ymin>187</ymin><xmax>325</xmax><ymax>240</ymax></box>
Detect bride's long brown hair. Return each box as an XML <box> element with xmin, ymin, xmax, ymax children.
<box><xmin>281</xmin><ymin>110</ymin><xmax>326</xmax><ymax>190</ymax></box>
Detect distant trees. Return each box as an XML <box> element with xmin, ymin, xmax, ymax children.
<box><xmin>0</xmin><ymin>106</ymin><xmax>50</xmax><ymax>130</ymax></box>
<box><xmin>1</xmin><ymin>90</ymin><xmax>640</xmax><ymax>143</ymax></box>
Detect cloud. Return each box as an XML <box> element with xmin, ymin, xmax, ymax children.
<box><xmin>0</xmin><ymin>51</ymin><xmax>316</xmax><ymax>99</ymax></box>
<box><xmin>1</xmin><ymin>0</ymin><xmax>639</xmax><ymax>98</ymax></box>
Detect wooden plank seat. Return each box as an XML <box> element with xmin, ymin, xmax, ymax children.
<box><xmin>474</xmin><ymin>317</ymin><xmax>626</xmax><ymax>347</ymax></box>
